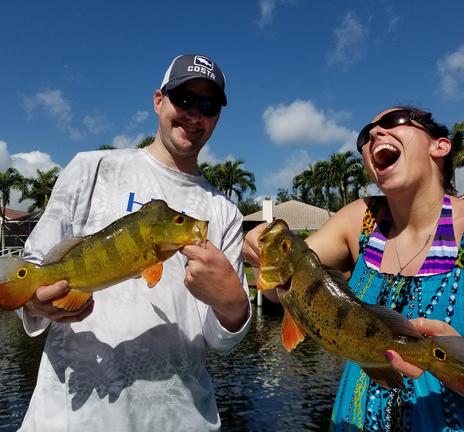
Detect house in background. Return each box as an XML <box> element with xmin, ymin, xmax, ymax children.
<box><xmin>242</xmin><ymin>199</ymin><xmax>333</xmax><ymax>232</ymax></box>
<box><xmin>1</xmin><ymin>208</ymin><xmax>41</xmax><ymax>255</ymax></box>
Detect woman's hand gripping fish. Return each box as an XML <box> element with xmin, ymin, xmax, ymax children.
<box><xmin>257</xmin><ymin>219</ymin><xmax>464</xmax><ymax>395</ymax></box>
<box><xmin>0</xmin><ymin>200</ymin><xmax>208</xmax><ymax>312</ymax></box>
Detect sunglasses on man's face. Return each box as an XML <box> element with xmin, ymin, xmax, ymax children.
<box><xmin>163</xmin><ymin>87</ymin><xmax>222</xmax><ymax>117</ymax></box>
<box><xmin>356</xmin><ymin>109</ymin><xmax>431</xmax><ymax>153</ymax></box>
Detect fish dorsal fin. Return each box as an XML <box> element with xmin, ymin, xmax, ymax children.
<box><xmin>281</xmin><ymin>310</ymin><xmax>305</xmax><ymax>352</ymax></box>
<box><xmin>362</xmin><ymin>366</ymin><xmax>405</xmax><ymax>390</ymax></box>
<box><xmin>43</xmin><ymin>238</ymin><xmax>85</xmax><ymax>264</ymax></box>
<box><xmin>364</xmin><ymin>304</ymin><xmax>424</xmax><ymax>340</ymax></box>
<box><xmin>322</xmin><ymin>264</ymin><xmax>350</xmax><ymax>288</ymax></box>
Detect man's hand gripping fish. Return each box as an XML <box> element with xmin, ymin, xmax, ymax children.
<box><xmin>0</xmin><ymin>200</ymin><xmax>208</xmax><ymax>311</ymax></box>
<box><xmin>257</xmin><ymin>219</ymin><xmax>464</xmax><ymax>395</ymax></box>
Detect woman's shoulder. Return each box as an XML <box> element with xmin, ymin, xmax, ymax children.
<box><xmin>333</xmin><ymin>196</ymin><xmax>385</xmax><ymax>219</ymax></box>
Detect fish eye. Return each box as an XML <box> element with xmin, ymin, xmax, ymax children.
<box><xmin>17</xmin><ymin>268</ymin><xmax>27</xmax><ymax>279</ymax></box>
<box><xmin>281</xmin><ymin>240</ymin><xmax>290</xmax><ymax>253</ymax></box>
<box><xmin>433</xmin><ymin>348</ymin><xmax>446</xmax><ymax>361</ymax></box>
<box><xmin>174</xmin><ymin>215</ymin><xmax>185</xmax><ymax>224</ymax></box>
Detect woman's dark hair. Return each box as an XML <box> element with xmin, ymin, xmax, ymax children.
<box><xmin>397</xmin><ymin>105</ymin><xmax>454</xmax><ymax>195</ymax></box>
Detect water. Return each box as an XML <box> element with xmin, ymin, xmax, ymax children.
<box><xmin>0</xmin><ymin>304</ymin><xmax>344</xmax><ymax>431</ymax></box>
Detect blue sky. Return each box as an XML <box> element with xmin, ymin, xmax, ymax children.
<box><xmin>2</xmin><ymin>0</ymin><xmax>464</xmax><ymax>210</ymax></box>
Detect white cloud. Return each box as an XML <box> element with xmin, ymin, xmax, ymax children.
<box><xmin>198</xmin><ymin>144</ymin><xmax>219</xmax><ymax>164</ymax></box>
<box><xmin>110</xmin><ymin>133</ymin><xmax>145</xmax><ymax>149</ymax></box>
<box><xmin>83</xmin><ymin>114</ymin><xmax>109</xmax><ymax>135</ymax></box>
<box><xmin>263</xmin><ymin>100</ymin><xmax>354</xmax><ymax>147</ymax></box>
<box><xmin>257</xmin><ymin>0</ymin><xmax>297</xmax><ymax>28</ymax></box>
<box><xmin>198</xmin><ymin>144</ymin><xmax>235</xmax><ymax>165</ymax></box>
<box><xmin>438</xmin><ymin>45</ymin><xmax>464</xmax><ymax>99</ymax></box>
<box><xmin>22</xmin><ymin>88</ymin><xmax>110</xmax><ymax>140</ymax></box>
<box><xmin>129</xmin><ymin>111</ymin><xmax>150</xmax><ymax>128</ymax></box>
<box><xmin>22</xmin><ymin>88</ymin><xmax>72</xmax><ymax>127</ymax></box>
<box><xmin>0</xmin><ymin>141</ymin><xmax>13</xmax><ymax>172</ymax></box>
<box><xmin>0</xmin><ymin>141</ymin><xmax>60</xmax><ymax>211</ymax></box>
<box><xmin>329</xmin><ymin>11</ymin><xmax>367</xmax><ymax>67</ymax></box>
<box><xmin>11</xmin><ymin>151</ymin><xmax>60</xmax><ymax>178</ymax></box>
<box><xmin>263</xmin><ymin>149</ymin><xmax>311</xmax><ymax>190</ymax></box>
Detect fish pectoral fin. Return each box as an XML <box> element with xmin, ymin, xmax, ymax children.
<box><xmin>281</xmin><ymin>310</ymin><xmax>305</xmax><ymax>352</ymax></box>
<box><xmin>362</xmin><ymin>366</ymin><xmax>404</xmax><ymax>390</ymax></box>
<box><xmin>52</xmin><ymin>289</ymin><xmax>92</xmax><ymax>312</ymax></box>
<box><xmin>142</xmin><ymin>263</ymin><xmax>163</xmax><ymax>288</ymax></box>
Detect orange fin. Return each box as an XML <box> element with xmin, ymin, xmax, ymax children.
<box><xmin>142</xmin><ymin>263</ymin><xmax>163</xmax><ymax>288</ymax></box>
<box><xmin>52</xmin><ymin>289</ymin><xmax>92</xmax><ymax>311</ymax></box>
<box><xmin>281</xmin><ymin>310</ymin><xmax>305</xmax><ymax>352</ymax></box>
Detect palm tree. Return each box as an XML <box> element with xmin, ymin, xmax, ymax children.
<box><xmin>293</xmin><ymin>161</ymin><xmax>331</xmax><ymax>209</ymax></box>
<box><xmin>19</xmin><ymin>166</ymin><xmax>61</xmax><ymax>212</ymax></box>
<box><xmin>349</xmin><ymin>163</ymin><xmax>372</xmax><ymax>199</ymax></box>
<box><xmin>325</xmin><ymin>151</ymin><xmax>363</xmax><ymax>207</ymax></box>
<box><xmin>98</xmin><ymin>144</ymin><xmax>116</xmax><ymax>150</ymax></box>
<box><xmin>136</xmin><ymin>136</ymin><xmax>154</xmax><ymax>148</ymax></box>
<box><xmin>215</xmin><ymin>160</ymin><xmax>256</xmax><ymax>201</ymax></box>
<box><xmin>199</xmin><ymin>160</ymin><xmax>256</xmax><ymax>201</ymax></box>
<box><xmin>452</xmin><ymin>122</ymin><xmax>464</xmax><ymax>167</ymax></box>
<box><xmin>0</xmin><ymin>168</ymin><xmax>28</xmax><ymax>250</ymax></box>
<box><xmin>198</xmin><ymin>162</ymin><xmax>221</xmax><ymax>188</ymax></box>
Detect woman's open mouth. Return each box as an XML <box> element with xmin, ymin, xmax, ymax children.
<box><xmin>372</xmin><ymin>144</ymin><xmax>401</xmax><ymax>170</ymax></box>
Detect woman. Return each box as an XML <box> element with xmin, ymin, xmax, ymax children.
<box><xmin>244</xmin><ymin>106</ymin><xmax>464</xmax><ymax>431</ymax></box>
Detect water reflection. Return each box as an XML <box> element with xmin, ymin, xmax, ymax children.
<box><xmin>0</xmin><ymin>304</ymin><xmax>343</xmax><ymax>431</ymax></box>
<box><xmin>207</xmin><ymin>303</ymin><xmax>344</xmax><ymax>431</ymax></box>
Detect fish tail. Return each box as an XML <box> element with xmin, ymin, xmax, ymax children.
<box><xmin>0</xmin><ymin>258</ymin><xmax>37</xmax><ymax>310</ymax></box>
<box><xmin>428</xmin><ymin>336</ymin><xmax>464</xmax><ymax>396</ymax></box>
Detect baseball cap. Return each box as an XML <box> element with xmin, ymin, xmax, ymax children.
<box><xmin>160</xmin><ymin>54</ymin><xmax>227</xmax><ymax>106</ymax></box>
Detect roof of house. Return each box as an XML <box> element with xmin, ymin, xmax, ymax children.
<box><xmin>243</xmin><ymin>200</ymin><xmax>333</xmax><ymax>231</ymax></box>
<box><xmin>5</xmin><ymin>208</ymin><xmax>30</xmax><ymax>220</ymax></box>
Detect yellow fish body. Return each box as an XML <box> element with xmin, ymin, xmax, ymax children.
<box><xmin>257</xmin><ymin>219</ymin><xmax>464</xmax><ymax>395</ymax></box>
<box><xmin>0</xmin><ymin>200</ymin><xmax>208</xmax><ymax>311</ymax></box>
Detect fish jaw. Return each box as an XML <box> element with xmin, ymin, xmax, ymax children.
<box><xmin>194</xmin><ymin>220</ymin><xmax>209</xmax><ymax>243</ymax></box>
<box><xmin>257</xmin><ymin>265</ymin><xmax>292</xmax><ymax>291</ymax></box>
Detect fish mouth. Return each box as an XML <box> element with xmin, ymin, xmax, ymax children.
<box><xmin>194</xmin><ymin>220</ymin><xmax>209</xmax><ymax>241</ymax></box>
<box><xmin>276</xmin><ymin>279</ymin><xmax>291</xmax><ymax>298</ymax></box>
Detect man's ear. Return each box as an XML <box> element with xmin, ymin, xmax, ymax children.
<box><xmin>153</xmin><ymin>90</ymin><xmax>163</xmax><ymax>114</ymax></box>
<box><xmin>430</xmin><ymin>137</ymin><xmax>451</xmax><ymax>158</ymax></box>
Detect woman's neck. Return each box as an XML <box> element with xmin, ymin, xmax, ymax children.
<box><xmin>386</xmin><ymin>186</ymin><xmax>445</xmax><ymax>233</ymax></box>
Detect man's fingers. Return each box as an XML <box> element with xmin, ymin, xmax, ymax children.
<box><xmin>35</xmin><ymin>280</ymin><xmax>69</xmax><ymax>302</ymax></box>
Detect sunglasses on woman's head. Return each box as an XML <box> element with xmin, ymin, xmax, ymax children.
<box><xmin>356</xmin><ymin>109</ymin><xmax>432</xmax><ymax>153</ymax></box>
<box><xmin>162</xmin><ymin>87</ymin><xmax>222</xmax><ymax>117</ymax></box>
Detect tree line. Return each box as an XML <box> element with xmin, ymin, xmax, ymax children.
<box><xmin>2</xmin><ymin>121</ymin><xmax>463</xmax><ymax>230</ymax></box>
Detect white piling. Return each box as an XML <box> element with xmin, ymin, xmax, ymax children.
<box><xmin>257</xmin><ymin>198</ymin><xmax>273</xmax><ymax>307</ymax></box>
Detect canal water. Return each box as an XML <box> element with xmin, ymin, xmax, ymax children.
<box><xmin>0</xmin><ymin>304</ymin><xmax>344</xmax><ymax>431</ymax></box>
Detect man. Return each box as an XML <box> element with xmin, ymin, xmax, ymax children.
<box><xmin>18</xmin><ymin>54</ymin><xmax>251</xmax><ymax>431</ymax></box>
